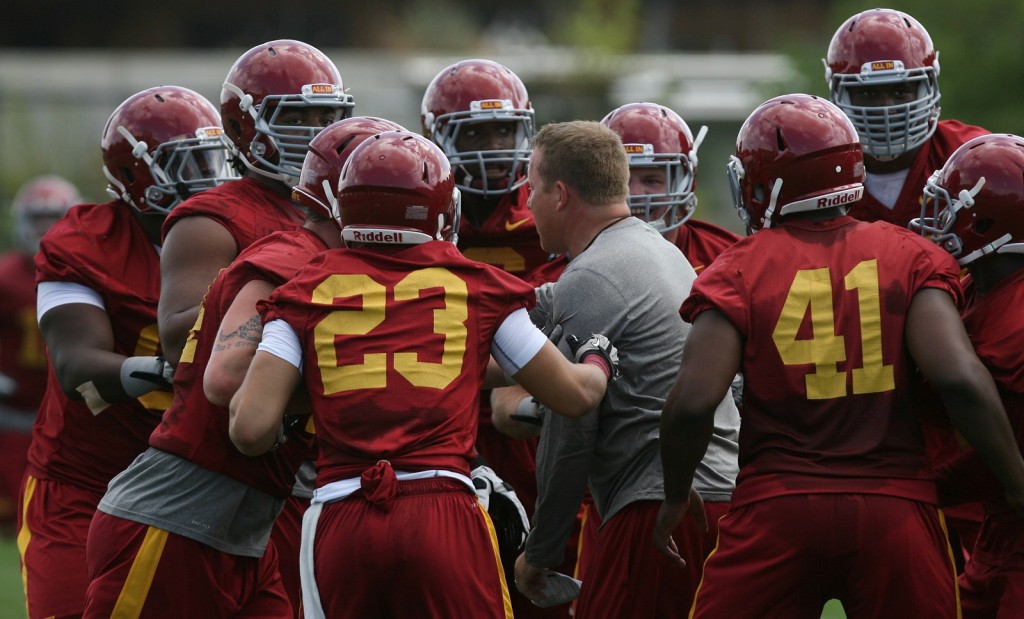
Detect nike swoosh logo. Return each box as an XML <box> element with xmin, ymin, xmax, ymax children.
<box><xmin>505</xmin><ymin>218</ymin><xmax>531</xmax><ymax>231</ymax></box>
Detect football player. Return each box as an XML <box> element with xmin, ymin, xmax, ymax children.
<box><xmin>824</xmin><ymin>7</ymin><xmax>990</xmax><ymax>568</ymax></box>
<box><xmin>158</xmin><ymin>39</ymin><xmax>355</xmax><ymax>366</ymax></box>
<box><xmin>912</xmin><ymin>133</ymin><xmax>1024</xmax><ymax>618</ymax></box>
<box><xmin>20</xmin><ymin>85</ymin><xmax>233</xmax><ymax>619</ymax></box>
<box><xmin>228</xmin><ymin>131</ymin><xmax>618</xmax><ymax>618</ymax></box>
<box><xmin>84</xmin><ymin>116</ymin><xmax>400</xmax><ymax>617</ymax></box>
<box><xmin>655</xmin><ymin>94</ymin><xmax>1024</xmax><ymax>618</ymax></box>
<box><xmin>422</xmin><ymin>60</ymin><xmax>561</xmax><ymax>613</ymax></box>
<box><xmin>0</xmin><ymin>175</ymin><xmax>79</xmax><ymax>533</ymax></box>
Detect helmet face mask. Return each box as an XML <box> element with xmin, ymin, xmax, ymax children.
<box><xmin>911</xmin><ymin>134</ymin><xmax>1024</xmax><ymax>265</ymax></box>
<box><xmin>601</xmin><ymin>102</ymin><xmax>705</xmax><ymax>233</ymax></box>
<box><xmin>221</xmin><ymin>40</ymin><xmax>355</xmax><ymax>185</ymax></box>
<box><xmin>825</xmin><ymin>8</ymin><xmax>941</xmax><ymax>159</ymax></box>
<box><xmin>142</xmin><ymin>126</ymin><xmax>235</xmax><ymax>212</ymax></box>
<box><xmin>102</xmin><ymin>86</ymin><xmax>237</xmax><ymax>215</ymax></box>
<box><xmin>236</xmin><ymin>85</ymin><xmax>355</xmax><ymax>182</ymax></box>
<box><xmin>421</xmin><ymin>60</ymin><xmax>534</xmax><ymax>199</ymax></box>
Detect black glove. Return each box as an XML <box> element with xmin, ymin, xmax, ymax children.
<box><xmin>471</xmin><ymin>465</ymin><xmax>529</xmax><ymax>562</ymax></box>
<box><xmin>567</xmin><ymin>333</ymin><xmax>620</xmax><ymax>380</ymax></box>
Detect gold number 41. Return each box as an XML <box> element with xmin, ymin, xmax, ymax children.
<box><xmin>772</xmin><ymin>259</ymin><xmax>895</xmax><ymax>400</ymax></box>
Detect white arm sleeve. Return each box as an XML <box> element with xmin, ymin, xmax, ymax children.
<box><xmin>257</xmin><ymin>320</ymin><xmax>304</xmax><ymax>372</ymax></box>
<box><xmin>491</xmin><ymin>308</ymin><xmax>548</xmax><ymax>376</ymax></box>
<box><xmin>37</xmin><ymin>281</ymin><xmax>105</xmax><ymax>322</ymax></box>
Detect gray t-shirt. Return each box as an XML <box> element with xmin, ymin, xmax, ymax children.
<box><xmin>525</xmin><ymin>217</ymin><xmax>739</xmax><ymax>567</ymax></box>
<box><xmin>98</xmin><ymin>448</ymin><xmax>285</xmax><ymax>557</ymax></box>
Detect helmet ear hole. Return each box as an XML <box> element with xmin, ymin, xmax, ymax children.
<box><xmin>776</xmin><ymin>129</ymin><xmax>787</xmax><ymax>152</ymax></box>
<box><xmin>974</xmin><ymin>218</ymin><xmax>994</xmax><ymax>235</ymax></box>
<box><xmin>753</xmin><ymin>184</ymin><xmax>766</xmax><ymax>202</ymax></box>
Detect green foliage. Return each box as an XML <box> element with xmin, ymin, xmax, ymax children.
<box><xmin>551</xmin><ymin>0</ymin><xmax>641</xmax><ymax>52</ymax></box>
<box><xmin>804</xmin><ymin>0</ymin><xmax>1024</xmax><ymax>134</ymax></box>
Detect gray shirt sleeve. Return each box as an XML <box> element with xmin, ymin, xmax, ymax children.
<box><xmin>526</xmin><ymin>404</ymin><xmax>599</xmax><ymax>567</ymax></box>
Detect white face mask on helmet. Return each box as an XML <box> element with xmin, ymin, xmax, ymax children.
<box><xmin>824</xmin><ymin>8</ymin><xmax>942</xmax><ymax>159</ymax></box>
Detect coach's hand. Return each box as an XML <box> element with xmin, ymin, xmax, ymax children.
<box><xmin>514</xmin><ymin>553</ymin><xmax>546</xmax><ymax>602</ymax></box>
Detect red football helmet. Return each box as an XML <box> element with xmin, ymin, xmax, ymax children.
<box><xmin>291</xmin><ymin>116</ymin><xmax>405</xmax><ymax>219</ymax></box>
<box><xmin>221</xmin><ymin>39</ymin><xmax>355</xmax><ymax>185</ymax></box>
<box><xmin>601</xmin><ymin>102</ymin><xmax>707</xmax><ymax>232</ymax></box>
<box><xmin>420</xmin><ymin>59</ymin><xmax>533</xmax><ymax>198</ymax></box>
<box><xmin>102</xmin><ymin>86</ymin><xmax>235</xmax><ymax>216</ymax></box>
<box><xmin>824</xmin><ymin>8</ymin><xmax>941</xmax><ymax>159</ymax></box>
<box><xmin>10</xmin><ymin>175</ymin><xmax>81</xmax><ymax>254</ymax></box>
<box><xmin>728</xmin><ymin>94</ymin><xmax>865</xmax><ymax>233</ymax></box>
<box><xmin>911</xmin><ymin>134</ymin><xmax>1024</xmax><ymax>265</ymax></box>
<box><xmin>335</xmin><ymin>131</ymin><xmax>460</xmax><ymax>246</ymax></box>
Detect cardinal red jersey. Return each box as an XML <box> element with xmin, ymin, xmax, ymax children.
<box><xmin>0</xmin><ymin>251</ymin><xmax>44</xmax><ymax>527</ymax></box>
<box><xmin>29</xmin><ymin>202</ymin><xmax>165</xmax><ymax>492</ymax></box>
<box><xmin>0</xmin><ymin>251</ymin><xmax>48</xmax><ymax>410</ymax></box>
<box><xmin>260</xmin><ymin>241</ymin><xmax>536</xmax><ymax>485</ymax></box>
<box><xmin>681</xmin><ymin>216</ymin><xmax>962</xmax><ymax>507</ymax></box>
<box><xmin>149</xmin><ymin>228</ymin><xmax>328</xmax><ymax>497</ymax></box>
<box><xmin>847</xmin><ymin>120</ymin><xmax>989</xmax><ymax>227</ymax></box>
<box><xmin>161</xmin><ymin>176</ymin><xmax>306</xmax><ymax>249</ymax></box>
<box><xmin>672</xmin><ymin>218</ymin><xmax>742</xmax><ymax>274</ymax></box>
<box><xmin>960</xmin><ymin>269</ymin><xmax>1024</xmax><ymax>514</ymax></box>
<box><xmin>457</xmin><ymin>184</ymin><xmax>552</xmax><ymax>278</ymax></box>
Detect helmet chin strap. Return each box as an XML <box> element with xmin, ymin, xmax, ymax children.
<box><xmin>761</xmin><ymin>178</ymin><xmax>785</xmax><ymax>229</ymax></box>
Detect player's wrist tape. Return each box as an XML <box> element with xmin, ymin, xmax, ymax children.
<box><xmin>76</xmin><ymin>380</ymin><xmax>111</xmax><ymax>415</ymax></box>
<box><xmin>580</xmin><ymin>353</ymin><xmax>612</xmax><ymax>381</ymax></box>
<box><xmin>119</xmin><ymin>356</ymin><xmax>169</xmax><ymax>398</ymax></box>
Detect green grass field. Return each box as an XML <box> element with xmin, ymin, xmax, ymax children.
<box><xmin>0</xmin><ymin>536</ymin><xmax>24</xmax><ymax>619</ymax></box>
<box><xmin>0</xmin><ymin>534</ymin><xmax>848</xmax><ymax>618</ymax></box>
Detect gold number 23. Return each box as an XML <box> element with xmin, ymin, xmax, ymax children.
<box><xmin>772</xmin><ymin>259</ymin><xmax>895</xmax><ymax>400</ymax></box>
<box><xmin>312</xmin><ymin>268</ymin><xmax>468</xmax><ymax>394</ymax></box>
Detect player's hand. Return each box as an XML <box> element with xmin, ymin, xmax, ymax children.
<box><xmin>270</xmin><ymin>414</ymin><xmax>311</xmax><ymax>450</ymax></box>
<box><xmin>567</xmin><ymin>333</ymin><xmax>620</xmax><ymax>380</ymax></box>
<box><xmin>120</xmin><ymin>355</ymin><xmax>175</xmax><ymax>397</ymax></box>
<box><xmin>471</xmin><ymin>465</ymin><xmax>530</xmax><ymax>560</ymax></box>
<box><xmin>654</xmin><ymin>487</ymin><xmax>705</xmax><ymax>568</ymax></box>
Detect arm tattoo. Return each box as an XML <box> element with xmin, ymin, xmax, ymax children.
<box><xmin>215</xmin><ymin>314</ymin><xmax>264</xmax><ymax>350</ymax></box>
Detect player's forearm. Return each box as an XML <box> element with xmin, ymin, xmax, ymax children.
<box><xmin>941</xmin><ymin>372</ymin><xmax>1024</xmax><ymax>501</ymax></box>
<box><xmin>228</xmin><ymin>393</ymin><xmax>282</xmax><ymax>456</ymax></box>
<box><xmin>661</xmin><ymin>399</ymin><xmax>716</xmax><ymax>503</ymax></box>
<box><xmin>158</xmin><ymin>306</ymin><xmax>200</xmax><ymax>366</ymax></box>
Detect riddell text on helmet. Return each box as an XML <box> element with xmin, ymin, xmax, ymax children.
<box><xmin>817</xmin><ymin>187</ymin><xmax>863</xmax><ymax>209</ymax></box>
<box><xmin>350</xmin><ymin>230</ymin><xmax>408</xmax><ymax>243</ymax></box>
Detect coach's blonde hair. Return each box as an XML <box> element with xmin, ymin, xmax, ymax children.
<box><xmin>531</xmin><ymin>121</ymin><xmax>629</xmax><ymax>206</ymax></box>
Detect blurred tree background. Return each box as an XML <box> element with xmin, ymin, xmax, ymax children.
<box><xmin>1</xmin><ymin>0</ymin><xmax>1021</xmax><ymax>248</ymax></box>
